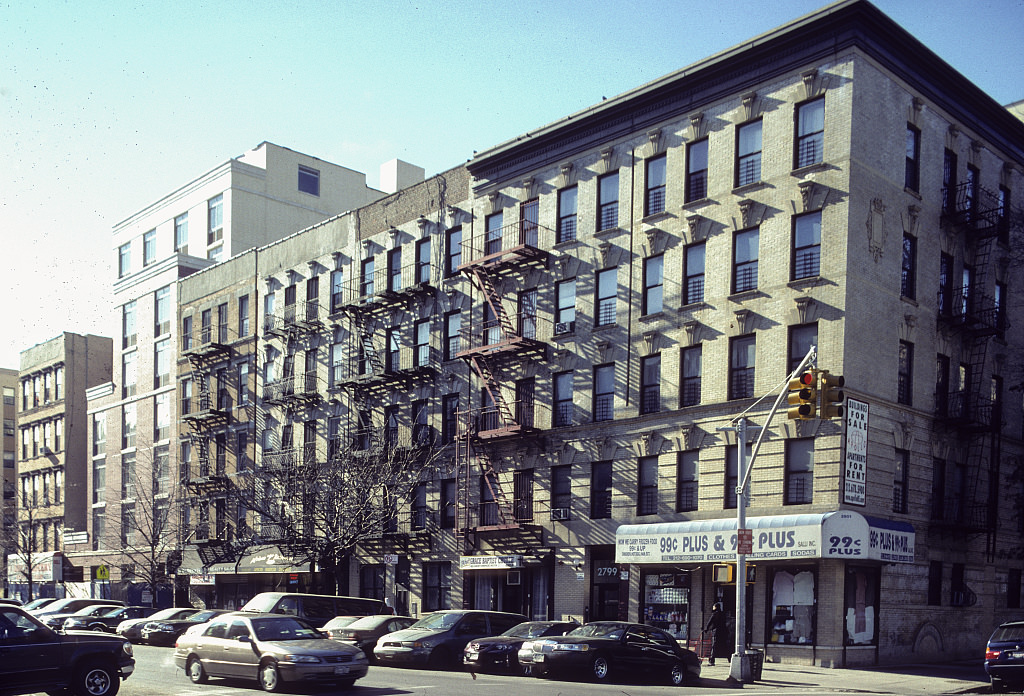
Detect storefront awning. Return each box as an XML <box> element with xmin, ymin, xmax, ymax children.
<box><xmin>615</xmin><ymin>510</ymin><xmax>914</xmax><ymax>565</ymax></box>
<box><xmin>177</xmin><ymin>545</ymin><xmax>312</xmax><ymax>576</ymax></box>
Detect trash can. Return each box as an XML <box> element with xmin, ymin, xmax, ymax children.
<box><xmin>748</xmin><ymin>649</ymin><xmax>765</xmax><ymax>681</ymax></box>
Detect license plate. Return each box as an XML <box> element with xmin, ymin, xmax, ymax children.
<box><xmin>535</xmin><ymin>654</ymin><xmax>546</xmax><ymax>662</ymax></box>
<box><xmin>1011</xmin><ymin>652</ymin><xmax>1024</xmax><ymax>659</ymax></box>
<box><xmin>466</xmin><ymin>653</ymin><xmax>478</xmax><ymax>661</ymax></box>
<box><xmin>333</xmin><ymin>666</ymin><xmax>349</xmax><ymax>675</ymax></box>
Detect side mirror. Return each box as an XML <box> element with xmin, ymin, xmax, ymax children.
<box><xmin>236</xmin><ymin>635</ymin><xmax>251</xmax><ymax>643</ymax></box>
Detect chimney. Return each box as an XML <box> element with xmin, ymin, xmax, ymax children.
<box><xmin>379</xmin><ymin>159</ymin><xmax>425</xmax><ymax>194</ymax></box>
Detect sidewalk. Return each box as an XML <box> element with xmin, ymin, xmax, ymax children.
<box><xmin>695</xmin><ymin>659</ymin><xmax>991</xmax><ymax>693</ymax></box>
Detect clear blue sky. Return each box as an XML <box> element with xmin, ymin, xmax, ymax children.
<box><xmin>1</xmin><ymin>0</ymin><xmax>1022</xmax><ymax>369</ymax></box>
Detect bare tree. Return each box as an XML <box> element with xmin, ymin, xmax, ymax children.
<box><xmin>237</xmin><ymin>427</ymin><xmax>446</xmax><ymax>594</ymax></box>
<box><xmin>3</xmin><ymin>507</ymin><xmax>44</xmax><ymax>601</ymax></box>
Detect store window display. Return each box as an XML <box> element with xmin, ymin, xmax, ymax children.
<box><xmin>769</xmin><ymin>567</ymin><xmax>815</xmax><ymax>644</ymax></box>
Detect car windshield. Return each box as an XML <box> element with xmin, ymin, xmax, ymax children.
<box><xmin>342</xmin><ymin>615</ymin><xmax>385</xmax><ymax>630</ymax></box>
<box><xmin>252</xmin><ymin>617</ymin><xmax>323</xmax><ymax>641</ymax></box>
<box><xmin>72</xmin><ymin>605</ymin><xmax>115</xmax><ymax>616</ymax></box>
<box><xmin>410</xmin><ymin>613</ymin><xmax>461</xmax><ymax>630</ymax></box>
<box><xmin>150</xmin><ymin>608</ymin><xmax>195</xmax><ymax>621</ymax></box>
<box><xmin>567</xmin><ymin>623</ymin><xmax>625</xmax><ymax>639</ymax></box>
<box><xmin>189</xmin><ymin>610</ymin><xmax>221</xmax><ymax>622</ymax></box>
<box><xmin>323</xmin><ymin>616</ymin><xmax>360</xmax><ymax>630</ymax></box>
<box><xmin>501</xmin><ymin>622</ymin><xmax>550</xmax><ymax>639</ymax></box>
<box><xmin>23</xmin><ymin>598</ymin><xmax>54</xmax><ymax>610</ymax></box>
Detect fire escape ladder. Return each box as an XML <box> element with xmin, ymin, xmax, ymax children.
<box><xmin>470</xmin><ymin>267</ymin><xmax>517</xmax><ymax>342</ymax></box>
<box><xmin>361</xmin><ymin>330</ymin><xmax>384</xmax><ymax>377</ymax></box>
<box><xmin>454</xmin><ymin>425</ymin><xmax>472</xmax><ymax>544</ymax></box>
<box><xmin>468</xmin><ymin>355</ymin><xmax>515</xmax><ymax>432</ymax></box>
<box><xmin>474</xmin><ymin>443</ymin><xmax>515</xmax><ymax>529</ymax></box>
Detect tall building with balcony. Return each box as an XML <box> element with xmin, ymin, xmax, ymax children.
<box><xmin>9</xmin><ymin>334</ymin><xmax>112</xmax><ymax>599</ymax></box>
<box><xmin>169</xmin><ymin>0</ymin><xmax>1024</xmax><ymax>666</ymax></box>
<box><xmin>70</xmin><ymin>143</ymin><xmax>421</xmax><ymax>600</ymax></box>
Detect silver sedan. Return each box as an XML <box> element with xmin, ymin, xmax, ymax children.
<box><xmin>173</xmin><ymin>611</ymin><xmax>368</xmax><ymax>692</ymax></box>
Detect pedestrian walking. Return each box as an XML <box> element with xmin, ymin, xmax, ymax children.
<box><xmin>705</xmin><ymin>602</ymin><xmax>730</xmax><ymax>666</ymax></box>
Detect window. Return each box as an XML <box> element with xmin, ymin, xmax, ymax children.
<box><xmin>414</xmin><ymin>319</ymin><xmax>430</xmax><ymax>367</ymax></box>
<box><xmin>207</xmin><ymin>193</ymin><xmax>223</xmax><ymax>244</ymax></box>
<box><xmin>736</xmin><ymin>119</ymin><xmax>763</xmax><ymax>186</ymax></box>
<box><xmin>729</xmin><ymin>334</ymin><xmax>756</xmax><ymax>399</ymax></box>
<box><xmin>154</xmin><ymin>285</ymin><xmax>170</xmax><ymax>336</ymax></box>
<box><xmin>520</xmin><ymin>197</ymin><xmax>539</xmax><ymax>246</ymax></box>
<box><xmin>593</xmin><ymin>364</ymin><xmax>614</xmax><ymax>422</ymax></box>
<box><xmin>935</xmin><ymin>354</ymin><xmax>950</xmax><ymax>417</ymax></box>
<box><xmin>995</xmin><ymin>281</ymin><xmax>1007</xmax><ymax>335</ymax></box>
<box><xmin>733</xmin><ymin>228</ymin><xmax>759</xmax><ymax>293</ymax></box>
<box><xmin>516</xmin><ymin>378</ymin><xmax>535</xmax><ymax>428</ymax></box>
<box><xmin>485</xmin><ymin>212</ymin><xmax>503</xmax><ymax>256</ymax></box>
<box><xmin>966</xmin><ymin>165</ymin><xmax>980</xmax><ymax>221</ymax></box>
<box><xmin>795</xmin><ymin>98</ymin><xmax>825</xmax><ymax>168</ymax></box>
<box><xmin>595</xmin><ymin>268</ymin><xmax>617</xmax><ymax>326</ymax></box>
<box><xmin>444</xmin><ymin>311</ymin><xmax>460</xmax><ymax>360</ymax></box>
<box><xmin>551</xmin><ymin>465</ymin><xmax>571</xmax><ymax>516</ymax></box>
<box><xmin>143</xmin><ymin>229</ymin><xmax>156</xmax><ymax>266</ymax></box>
<box><xmin>122</xmin><ymin>403</ymin><xmax>136</xmax><ymax>449</ymax></box>
<box><xmin>898</xmin><ymin>341</ymin><xmax>913</xmax><ymax>405</ymax></box>
<box><xmin>174</xmin><ymin>213</ymin><xmax>188</xmax><ymax>254</ymax></box>
<box><xmin>637</xmin><ymin>456</ymin><xmax>658</xmax><ymax>515</ymax></box>
<box><xmin>893</xmin><ymin>448</ymin><xmax>909</xmax><ymax>513</ymax></box>
<box><xmin>236</xmin><ymin>431</ymin><xmax>250</xmax><ymax>471</ymax></box>
<box><xmin>591</xmin><ymin>461</ymin><xmax>612</xmax><ymax>519</ymax></box>
<box><xmin>384</xmin><ymin>406</ymin><xmax>399</xmax><ymax>445</ymax></box>
<box><xmin>905</xmin><ymin>125</ymin><xmax>921</xmax><ymax>192</ymax></box>
<box><xmin>92</xmin><ymin>510</ymin><xmax>105</xmax><ymax>551</ymax></box>
<box><xmin>54</xmin><ymin>366</ymin><xmax>63</xmax><ymax>400</ymax></box>
<box><xmin>597</xmin><ymin>171</ymin><xmax>619</xmax><ymax>230</ymax></box>
<box><xmin>329</xmin><ymin>328</ymin><xmax>344</xmax><ymax>386</ymax></box>
<box><xmin>122</xmin><ymin>351</ymin><xmax>137</xmax><ymax>398</ymax></box>
<box><xmin>440</xmin><ymin>479</ymin><xmax>456</xmax><ymax>529</ymax></box>
<box><xmin>122</xmin><ymin>301</ymin><xmax>137</xmax><ymax>349</ymax></box>
<box><xmin>557</xmin><ymin>186</ymin><xmax>578</xmax><ymax>243</ymax></box>
<box><xmin>330</xmin><ymin>270</ymin><xmax>344</xmax><ymax>313</ymax></box>
<box><xmin>514</xmin><ymin>469</ymin><xmax>534</xmax><ymax>522</ymax></box>
<box><xmin>677</xmin><ymin>451</ymin><xmax>699</xmax><ymax>512</ymax></box>
<box><xmin>901</xmin><ymin>234</ymin><xmax>916</xmax><ymax>299</ymax></box>
<box><xmin>785</xmin><ymin>439</ymin><xmax>814</xmax><ymax>504</ymax></box>
<box><xmin>385</xmin><ymin>327</ymin><xmax>400</xmax><ymax>373</ymax></box>
<box><xmin>412</xmin><ymin>399</ymin><xmax>429</xmax><ymax>445</ymax></box>
<box><xmin>445</xmin><ymin>226</ymin><xmax>461</xmax><ymax>277</ymax></box>
<box><xmin>793</xmin><ymin>211</ymin><xmax>821</xmax><ymax>279</ymax></box>
<box><xmin>553</xmin><ymin>372</ymin><xmax>573</xmax><ymax>427</ymax></box>
<box><xmin>154</xmin><ymin>338</ymin><xmax>171</xmax><ymax>388</ymax></box>
<box><xmin>518</xmin><ymin>288</ymin><xmax>538</xmax><ymax>339</ymax></box>
<box><xmin>998</xmin><ymin>185</ymin><xmax>1011</xmax><ymax>242</ymax></box>
<box><xmin>960</xmin><ymin>264</ymin><xmax>974</xmax><ymax>317</ymax></box>
<box><xmin>238</xmin><ymin>361</ymin><xmax>249</xmax><ymax>404</ymax></box>
<box><xmin>479</xmin><ymin>472</ymin><xmax>498</xmax><ymax>525</ymax></box>
<box><xmin>938</xmin><ymin>253</ymin><xmax>953</xmax><ymax>316</ymax></box>
<box><xmin>555</xmin><ymin>279</ymin><xmax>576</xmax><ymax>332</ymax></box>
<box><xmin>788</xmin><ymin>323</ymin><xmax>817</xmax><ymax>374</ymax></box>
<box><xmin>645</xmin><ymin>154</ymin><xmax>666</xmax><ymax>216</ymax></box>
<box><xmin>153</xmin><ymin>392</ymin><xmax>171</xmax><ymax>442</ymax></box>
<box><xmin>298</xmin><ymin>165</ymin><xmax>320</xmax><ymax>196</ymax></box>
<box><xmin>640</xmin><ymin>354</ymin><xmax>661</xmax><ymax>414</ymax></box>
<box><xmin>121</xmin><ymin>451</ymin><xmax>136</xmax><ymax>500</ymax></box>
<box><xmin>360</xmin><ymin>257</ymin><xmax>374</xmax><ymax>297</ymax></box>
<box><xmin>942</xmin><ymin>147</ymin><xmax>958</xmax><ymax>212</ymax></box>
<box><xmin>416</xmin><ymin>238</ymin><xmax>431</xmax><ymax>284</ymax></box>
<box><xmin>725</xmin><ymin>447</ymin><xmax>739</xmax><ymax>509</ymax></box>
<box><xmin>410</xmin><ymin>483</ymin><xmax>428</xmax><ymax>531</ymax></box>
<box><xmin>238</xmin><ymin>294</ymin><xmax>250</xmax><ymax>336</ymax></box>
<box><xmin>387</xmin><ymin>247</ymin><xmax>402</xmax><ymax>293</ymax></box>
<box><xmin>263</xmin><ymin>292</ymin><xmax>275</xmax><ymax>333</ymax></box>
<box><xmin>686</xmin><ymin>139</ymin><xmax>708</xmax><ymax>203</ymax></box>
<box><xmin>643</xmin><ymin>255</ymin><xmax>663</xmax><ymax>315</ymax></box>
<box><xmin>118</xmin><ymin>242</ymin><xmax>131</xmax><ymax>277</ymax></box>
<box><xmin>442</xmin><ymin>393</ymin><xmax>459</xmax><ymax>444</ymax></box>
<box><xmin>681</xmin><ymin>345</ymin><xmax>701</xmax><ymax>407</ymax></box>
<box><xmin>684</xmin><ymin>242</ymin><xmax>705</xmax><ymax>305</ymax></box>
<box><xmin>423</xmin><ymin>561</ymin><xmax>451</xmax><ymax>611</ymax></box>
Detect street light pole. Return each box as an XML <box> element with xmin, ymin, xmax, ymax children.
<box><xmin>731</xmin><ymin>417</ymin><xmax>752</xmax><ymax>682</ymax></box>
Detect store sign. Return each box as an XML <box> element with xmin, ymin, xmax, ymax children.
<box><xmin>615</xmin><ymin>511</ymin><xmax>914</xmax><ymax>565</ymax></box>
<box><xmin>459</xmin><ymin>554</ymin><xmax>523</xmax><ymax>570</ymax></box>
<box><xmin>844</xmin><ymin>399</ymin><xmax>869</xmax><ymax>505</ymax></box>
<box><xmin>6</xmin><ymin>552</ymin><xmax>62</xmax><ymax>583</ymax></box>
<box><xmin>191</xmin><ymin>573</ymin><xmax>216</xmax><ymax>586</ymax></box>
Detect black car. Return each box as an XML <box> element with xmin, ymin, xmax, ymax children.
<box><xmin>986</xmin><ymin>621</ymin><xmax>1024</xmax><ymax>691</ymax></box>
<box><xmin>140</xmin><ymin>609</ymin><xmax>229</xmax><ymax>646</ymax></box>
<box><xmin>527</xmin><ymin>621</ymin><xmax>701</xmax><ymax>686</ymax></box>
<box><xmin>63</xmin><ymin>606</ymin><xmax>159</xmax><ymax>633</ymax></box>
<box><xmin>0</xmin><ymin>604</ymin><xmax>135</xmax><ymax>696</ymax></box>
<box><xmin>464</xmin><ymin>620</ymin><xmax>578</xmax><ymax>673</ymax></box>
<box><xmin>375</xmin><ymin>610</ymin><xmax>528</xmax><ymax>668</ymax></box>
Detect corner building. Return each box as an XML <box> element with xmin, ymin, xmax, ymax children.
<box><xmin>173</xmin><ymin>0</ymin><xmax>1024</xmax><ymax>666</ymax></box>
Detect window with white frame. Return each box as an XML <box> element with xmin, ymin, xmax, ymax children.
<box><xmin>733</xmin><ymin>228</ymin><xmax>759</xmax><ymax>293</ymax></box>
<box><xmin>736</xmin><ymin>119</ymin><xmax>763</xmax><ymax>186</ymax></box>
<box><xmin>122</xmin><ymin>301</ymin><xmax>137</xmax><ymax>348</ymax></box>
<box><xmin>143</xmin><ymin>229</ymin><xmax>156</xmax><ymax>266</ymax></box>
<box><xmin>784</xmin><ymin>438</ymin><xmax>814</xmax><ymax>505</ymax></box>
<box><xmin>174</xmin><ymin>213</ymin><xmax>188</xmax><ymax>254</ymax></box>
<box><xmin>645</xmin><ymin>154</ymin><xmax>666</xmax><ymax>216</ymax></box>
<box><xmin>298</xmin><ymin>165</ymin><xmax>320</xmax><ymax>196</ymax></box>
<box><xmin>555</xmin><ymin>279</ymin><xmax>576</xmax><ymax>333</ymax></box>
<box><xmin>793</xmin><ymin>211</ymin><xmax>821</xmax><ymax>280</ymax></box>
<box><xmin>207</xmin><ymin>193</ymin><xmax>223</xmax><ymax>244</ymax></box>
<box><xmin>118</xmin><ymin>242</ymin><xmax>131</xmax><ymax>278</ymax></box>
<box><xmin>557</xmin><ymin>186</ymin><xmax>578</xmax><ymax>243</ymax></box>
<box><xmin>597</xmin><ymin>171</ymin><xmax>619</xmax><ymax>230</ymax></box>
<box><xmin>795</xmin><ymin>98</ymin><xmax>825</xmax><ymax>168</ymax></box>
<box><xmin>154</xmin><ymin>285</ymin><xmax>171</xmax><ymax>335</ymax></box>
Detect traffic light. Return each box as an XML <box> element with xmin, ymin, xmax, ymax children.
<box><xmin>787</xmin><ymin>371</ymin><xmax>817</xmax><ymax>419</ymax></box>
<box><xmin>712</xmin><ymin>564</ymin><xmax>734</xmax><ymax>583</ymax></box>
<box><xmin>820</xmin><ymin>372</ymin><xmax>845</xmax><ymax>419</ymax></box>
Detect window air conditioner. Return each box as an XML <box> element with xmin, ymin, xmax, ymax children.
<box><xmin>550</xmin><ymin>507</ymin><xmax>570</xmax><ymax>521</ymax></box>
<box><xmin>554</xmin><ymin>321</ymin><xmax>575</xmax><ymax>335</ymax></box>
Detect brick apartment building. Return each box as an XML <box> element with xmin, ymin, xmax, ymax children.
<box><xmin>78</xmin><ymin>0</ymin><xmax>1024</xmax><ymax>667</ymax></box>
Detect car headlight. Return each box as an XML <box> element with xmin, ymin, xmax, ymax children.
<box><xmin>554</xmin><ymin>643</ymin><xmax>589</xmax><ymax>652</ymax></box>
<box><xmin>282</xmin><ymin>654</ymin><xmax>321</xmax><ymax>664</ymax></box>
<box><xmin>354</xmin><ymin>650</ymin><xmax>366</xmax><ymax>661</ymax></box>
<box><xmin>492</xmin><ymin>644</ymin><xmax>513</xmax><ymax>651</ymax></box>
<box><xmin>520</xmin><ymin>641</ymin><xmax>534</xmax><ymax>651</ymax></box>
<box><xmin>154</xmin><ymin>623</ymin><xmax>173</xmax><ymax>631</ymax></box>
<box><xmin>122</xmin><ymin>642</ymin><xmax>134</xmax><ymax>657</ymax></box>
<box><xmin>409</xmin><ymin>640</ymin><xmax>433</xmax><ymax>648</ymax></box>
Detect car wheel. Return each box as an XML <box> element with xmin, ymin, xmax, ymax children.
<box><xmin>90</xmin><ymin>625</ymin><xmax>107</xmax><ymax>632</ymax></box>
<box><xmin>73</xmin><ymin>663</ymin><xmax>120</xmax><ymax>696</ymax></box>
<box><xmin>428</xmin><ymin>647</ymin><xmax>453</xmax><ymax>670</ymax></box>
<box><xmin>669</xmin><ymin>660</ymin><xmax>687</xmax><ymax>686</ymax></box>
<box><xmin>336</xmin><ymin>677</ymin><xmax>357</xmax><ymax>689</ymax></box>
<box><xmin>590</xmin><ymin>653</ymin><xmax>611</xmax><ymax>682</ymax></box>
<box><xmin>258</xmin><ymin>660</ymin><xmax>283</xmax><ymax>692</ymax></box>
<box><xmin>186</xmin><ymin>656</ymin><xmax>207</xmax><ymax>684</ymax></box>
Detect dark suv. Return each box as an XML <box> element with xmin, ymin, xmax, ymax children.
<box><xmin>986</xmin><ymin>621</ymin><xmax>1024</xmax><ymax>691</ymax></box>
<box><xmin>0</xmin><ymin>604</ymin><xmax>135</xmax><ymax>696</ymax></box>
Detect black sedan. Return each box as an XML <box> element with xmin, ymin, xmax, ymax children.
<box><xmin>985</xmin><ymin>621</ymin><xmax>1024</xmax><ymax>691</ymax></box>
<box><xmin>140</xmin><ymin>609</ymin><xmax>229</xmax><ymax>646</ymax></box>
<box><xmin>63</xmin><ymin>606</ymin><xmax>159</xmax><ymax>633</ymax></box>
<box><xmin>464</xmin><ymin>620</ymin><xmax>578</xmax><ymax>674</ymax></box>
<box><xmin>527</xmin><ymin>621</ymin><xmax>700</xmax><ymax>686</ymax></box>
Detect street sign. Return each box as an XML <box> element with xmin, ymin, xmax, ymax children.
<box><xmin>737</xmin><ymin>528</ymin><xmax>753</xmax><ymax>554</ymax></box>
<box><xmin>94</xmin><ymin>564</ymin><xmax>109</xmax><ymax>581</ymax></box>
<box><xmin>383</xmin><ymin>554</ymin><xmax>400</xmax><ymax>565</ymax></box>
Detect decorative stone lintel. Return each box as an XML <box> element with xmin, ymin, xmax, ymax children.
<box><xmin>795</xmin><ymin>296</ymin><xmax>814</xmax><ymax>324</ymax></box>
<box><xmin>683</xmin><ymin>321</ymin><xmax>701</xmax><ymax>346</ymax></box>
<box><xmin>738</xmin><ymin>199</ymin><xmax>758</xmax><ymax>228</ymax></box>
<box><xmin>647</xmin><ymin>128</ymin><xmax>663</xmax><ymax>155</ymax></box>
<box><xmin>643</xmin><ymin>330</ymin><xmax>658</xmax><ymax>354</ymax></box>
<box><xmin>734</xmin><ymin>308</ymin><xmax>755</xmax><ymax>334</ymax></box>
<box><xmin>286</xmin><ymin>269</ymin><xmax>301</xmax><ymax>285</ymax></box>
<box><xmin>557</xmin><ymin>162</ymin><xmax>574</xmax><ymax>189</ymax></box>
<box><xmin>331</xmin><ymin>251</ymin><xmax>343</xmax><ymax>269</ymax></box>
<box><xmin>688</xmin><ymin>112</ymin><xmax>704</xmax><ymax>139</ymax></box>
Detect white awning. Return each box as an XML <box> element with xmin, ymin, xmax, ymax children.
<box><xmin>615</xmin><ymin>510</ymin><xmax>914</xmax><ymax>565</ymax></box>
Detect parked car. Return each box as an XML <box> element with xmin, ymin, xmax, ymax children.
<box><xmin>32</xmin><ymin>597</ymin><xmax>124</xmax><ymax>619</ymax></box>
<box><xmin>0</xmin><ymin>603</ymin><xmax>134</xmax><ymax>696</ymax></box>
<box><xmin>21</xmin><ymin>597</ymin><xmax>57</xmax><ymax>612</ymax></box>
<box><xmin>117</xmin><ymin>607</ymin><xmax>198</xmax><ymax>642</ymax></box>
<box><xmin>173</xmin><ymin>611</ymin><xmax>369</xmax><ymax>691</ymax></box>
<box><xmin>140</xmin><ymin>609</ymin><xmax>229</xmax><ymax>646</ymax></box>
<box><xmin>374</xmin><ymin>609</ymin><xmax>527</xmax><ymax>669</ymax></box>
<box><xmin>0</xmin><ymin>597</ymin><xmax>22</xmax><ymax>606</ymax></box>
<box><xmin>64</xmin><ymin>606</ymin><xmax>158</xmax><ymax>633</ymax></box>
<box><xmin>526</xmin><ymin>621</ymin><xmax>701</xmax><ymax>686</ymax></box>
<box><xmin>320</xmin><ymin>615</ymin><xmax>362</xmax><ymax>639</ymax></box>
<box><xmin>239</xmin><ymin>592</ymin><xmax>389</xmax><ymax>628</ymax></box>
<box><xmin>465</xmin><ymin>620</ymin><xmax>579</xmax><ymax>673</ymax></box>
<box><xmin>985</xmin><ymin>620</ymin><xmax>1024</xmax><ymax>691</ymax></box>
<box><xmin>40</xmin><ymin>601</ymin><xmax>125</xmax><ymax>630</ymax></box>
<box><xmin>328</xmin><ymin>614</ymin><xmax>416</xmax><ymax>662</ymax></box>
